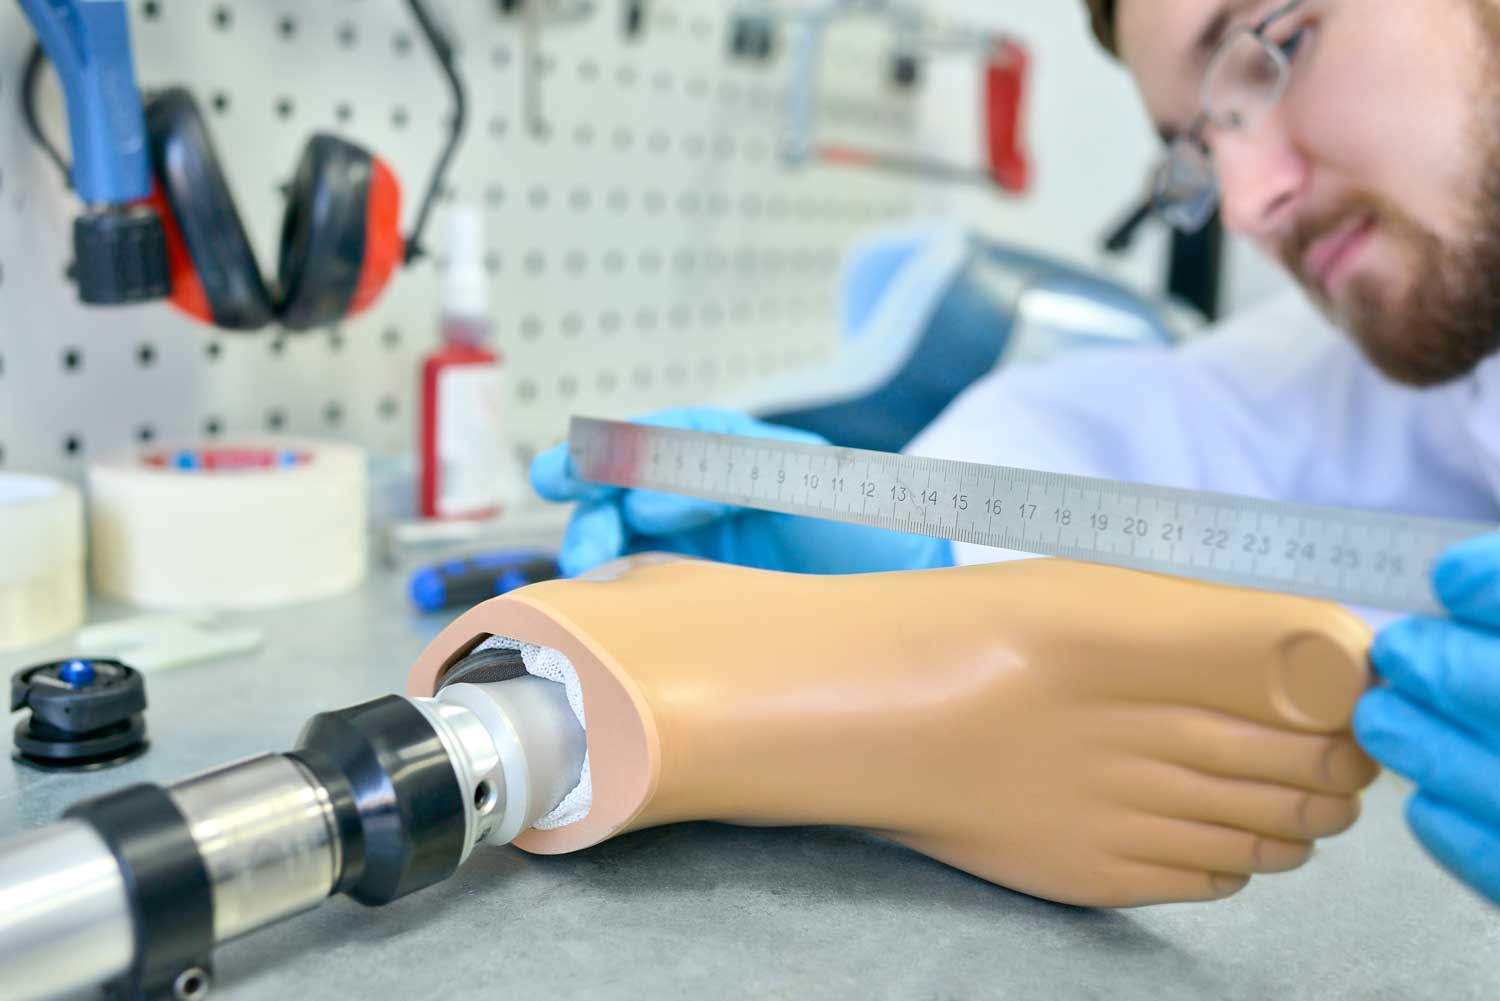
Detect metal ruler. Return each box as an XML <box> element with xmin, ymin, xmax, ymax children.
<box><xmin>568</xmin><ymin>417</ymin><xmax>1498</xmax><ymax>615</ymax></box>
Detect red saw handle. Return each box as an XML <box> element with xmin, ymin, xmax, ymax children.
<box><xmin>984</xmin><ymin>39</ymin><xmax>1031</xmax><ymax>194</ymax></box>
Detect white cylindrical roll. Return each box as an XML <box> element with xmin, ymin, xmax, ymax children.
<box><xmin>89</xmin><ymin>440</ymin><xmax>368</xmax><ymax>610</ymax></box>
<box><xmin>0</xmin><ymin>473</ymin><xmax>85</xmax><ymax>651</ymax></box>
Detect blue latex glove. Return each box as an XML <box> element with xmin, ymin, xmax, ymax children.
<box><xmin>530</xmin><ymin>408</ymin><xmax>954</xmax><ymax>578</ymax></box>
<box><xmin>1355</xmin><ymin>534</ymin><xmax>1500</xmax><ymax>906</ymax></box>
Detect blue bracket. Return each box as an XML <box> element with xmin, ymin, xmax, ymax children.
<box><xmin>17</xmin><ymin>0</ymin><xmax>152</xmax><ymax>205</ymax></box>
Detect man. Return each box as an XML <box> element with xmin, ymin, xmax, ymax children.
<box><xmin>533</xmin><ymin>0</ymin><xmax>1499</xmax><ymax>906</ymax></box>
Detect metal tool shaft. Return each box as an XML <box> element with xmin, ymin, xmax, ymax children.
<box><xmin>0</xmin><ymin>670</ymin><xmax>584</xmax><ymax>1001</ymax></box>
<box><xmin>0</xmin><ymin>820</ymin><xmax>134</xmax><ymax>1001</ymax></box>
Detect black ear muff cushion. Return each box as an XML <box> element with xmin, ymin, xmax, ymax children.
<box><xmin>145</xmin><ymin>88</ymin><xmax>275</xmax><ymax>330</ymax></box>
<box><xmin>276</xmin><ymin>135</ymin><xmax>372</xmax><ymax>332</ymax></box>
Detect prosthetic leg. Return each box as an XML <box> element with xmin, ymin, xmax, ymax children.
<box><xmin>409</xmin><ymin>555</ymin><xmax>1378</xmax><ymax>908</ymax></box>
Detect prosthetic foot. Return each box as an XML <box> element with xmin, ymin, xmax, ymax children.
<box><xmin>409</xmin><ymin>556</ymin><xmax>1378</xmax><ymax>908</ymax></box>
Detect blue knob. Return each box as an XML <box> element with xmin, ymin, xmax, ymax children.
<box><xmin>58</xmin><ymin>659</ymin><xmax>97</xmax><ymax>687</ymax></box>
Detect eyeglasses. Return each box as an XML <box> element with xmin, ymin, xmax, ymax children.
<box><xmin>1154</xmin><ymin>0</ymin><xmax>1308</xmax><ymax>233</ymax></box>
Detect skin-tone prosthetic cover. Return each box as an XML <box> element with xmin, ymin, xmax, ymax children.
<box><xmin>408</xmin><ymin>556</ymin><xmax>1379</xmax><ymax>908</ymax></box>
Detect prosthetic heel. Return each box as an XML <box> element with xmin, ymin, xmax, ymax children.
<box><xmin>409</xmin><ymin>556</ymin><xmax>1378</xmax><ymax>907</ymax></box>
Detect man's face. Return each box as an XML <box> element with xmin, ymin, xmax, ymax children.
<box><xmin>1116</xmin><ymin>0</ymin><xmax>1500</xmax><ymax>386</ymax></box>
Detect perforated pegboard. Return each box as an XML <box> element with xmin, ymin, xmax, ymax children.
<box><xmin>0</xmin><ymin>0</ymin><xmax>928</xmax><ymax>494</ymax></box>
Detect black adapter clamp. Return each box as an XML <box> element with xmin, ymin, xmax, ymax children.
<box><xmin>66</xmin><ymin>785</ymin><xmax>216</xmax><ymax>1001</ymax></box>
<box><xmin>11</xmin><ymin>658</ymin><xmax>150</xmax><ymax>771</ymax></box>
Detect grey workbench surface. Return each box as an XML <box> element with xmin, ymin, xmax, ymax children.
<box><xmin>3</xmin><ymin>573</ymin><xmax>1498</xmax><ymax>1001</ymax></box>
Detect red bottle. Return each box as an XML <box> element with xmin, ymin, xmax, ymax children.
<box><xmin>418</xmin><ymin>208</ymin><xmax>505</xmax><ymax>519</ymax></box>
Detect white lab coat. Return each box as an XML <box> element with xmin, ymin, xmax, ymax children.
<box><xmin>906</xmin><ymin>290</ymin><xmax>1500</xmax><ymax>620</ymax></box>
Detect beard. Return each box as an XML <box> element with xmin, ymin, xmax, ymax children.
<box><xmin>1280</xmin><ymin>178</ymin><xmax>1500</xmax><ymax>387</ymax></box>
<box><xmin>1278</xmin><ymin>5</ymin><xmax>1500</xmax><ymax>388</ymax></box>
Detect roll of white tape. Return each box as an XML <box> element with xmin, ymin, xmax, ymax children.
<box><xmin>0</xmin><ymin>474</ymin><xmax>85</xmax><ymax>651</ymax></box>
<box><xmin>89</xmin><ymin>440</ymin><xmax>368</xmax><ymax>610</ymax></box>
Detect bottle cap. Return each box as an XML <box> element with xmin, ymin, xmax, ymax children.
<box><xmin>443</xmin><ymin>204</ymin><xmax>489</xmax><ymax>322</ymax></box>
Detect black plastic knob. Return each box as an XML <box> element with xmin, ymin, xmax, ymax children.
<box><xmin>11</xmin><ymin>659</ymin><xmax>149</xmax><ymax>771</ymax></box>
<box><xmin>73</xmin><ymin>205</ymin><xmax>171</xmax><ymax>305</ymax></box>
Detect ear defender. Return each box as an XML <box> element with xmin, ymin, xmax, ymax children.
<box><xmin>144</xmin><ymin>88</ymin><xmax>276</xmax><ymax>330</ymax></box>
<box><xmin>276</xmin><ymin>136</ymin><xmax>404</xmax><ymax>332</ymax></box>
<box><xmin>138</xmin><ymin>0</ymin><xmax>454</xmax><ymax>333</ymax></box>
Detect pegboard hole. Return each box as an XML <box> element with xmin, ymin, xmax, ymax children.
<box><xmin>206</xmin><ymin>340</ymin><xmax>224</xmax><ymax>361</ymax></box>
<box><xmin>275</xmin><ymin>97</ymin><xmax>295</xmax><ymax>120</ymax></box>
<box><xmin>211</xmin><ymin>92</ymin><xmax>231</xmax><ymax>115</ymax></box>
<box><xmin>324</xmin><ymin>402</ymin><xmax>344</xmax><ymax>426</ymax></box>
<box><xmin>267</xmin><ymin>410</ymin><xmax>286</xmax><ymax>431</ymax></box>
<box><xmin>137</xmin><ymin>426</ymin><xmax>156</xmax><ymax>444</ymax></box>
<box><xmin>137</xmin><ymin>343</ymin><xmax>157</xmax><ymax>368</ymax></box>
<box><xmin>338</xmin><ymin>23</ymin><xmax>359</xmax><ymax>48</ymax></box>
<box><xmin>211</xmin><ymin>5</ymin><xmax>232</xmax><ymax>30</ymax></box>
<box><xmin>62</xmin><ymin>348</ymin><xmax>83</xmax><ymax>373</ymax></box>
<box><xmin>204</xmin><ymin>418</ymin><xmax>223</xmax><ymax>438</ymax></box>
<box><xmin>278</xmin><ymin>15</ymin><xmax>298</xmax><ymax>39</ymax></box>
<box><xmin>63</xmin><ymin>434</ymin><xmax>83</xmax><ymax>458</ymax></box>
<box><xmin>378</xmin><ymin>397</ymin><xmax>400</xmax><ymax>421</ymax></box>
<box><xmin>141</xmin><ymin>1</ymin><xmax>161</xmax><ymax>20</ymax></box>
<box><xmin>383</xmin><ymin>328</ymin><xmax>401</xmax><ymax>349</ymax></box>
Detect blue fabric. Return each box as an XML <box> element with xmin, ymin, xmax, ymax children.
<box><xmin>1357</xmin><ymin>534</ymin><xmax>1500</xmax><ymax>905</ymax></box>
<box><xmin>531</xmin><ymin>408</ymin><xmax>954</xmax><ymax>579</ymax></box>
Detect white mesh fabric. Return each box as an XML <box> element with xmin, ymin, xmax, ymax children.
<box><xmin>473</xmin><ymin>634</ymin><xmax>591</xmax><ymax>829</ymax></box>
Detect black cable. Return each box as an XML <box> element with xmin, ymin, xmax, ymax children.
<box><xmin>22</xmin><ymin>41</ymin><xmax>73</xmax><ymax>189</ymax></box>
<box><xmin>403</xmin><ymin>0</ymin><xmax>469</xmax><ymax>264</ymax></box>
<box><xmin>1102</xmin><ymin>194</ymin><xmax>1154</xmax><ymax>255</ymax></box>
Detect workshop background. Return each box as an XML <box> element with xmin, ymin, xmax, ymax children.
<box><xmin>0</xmin><ymin>0</ymin><xmax>1285</xmax><ymax>493</ymax></box>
